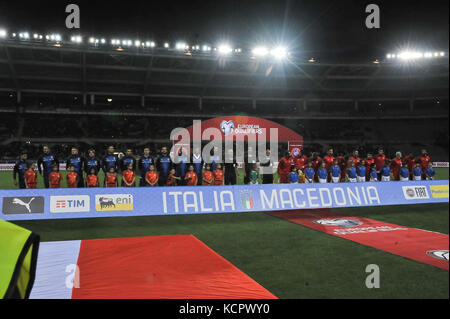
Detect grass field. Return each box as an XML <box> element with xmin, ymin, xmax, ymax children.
<box><xmin>2</xmin><ymin>168</ymin><xmax>449</xmax><ymax>299</ymax></box>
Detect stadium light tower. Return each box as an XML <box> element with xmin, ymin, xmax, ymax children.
<box><xmin>252</xmin><ymin>46</ymin><xmax>269</xmax><ymax>57</ymax></box>
<box><xmin>218</xmin><ymin>44</ymin><xmax>232</xmax><ymax>55</ymax></box>
<box><xmin>270</xmin><ymin>47</ymin><xmax>288</xmax><ymax>59</ymax></box>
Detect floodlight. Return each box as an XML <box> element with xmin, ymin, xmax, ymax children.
<box><xmin>218</xmin><ymin>44</ymin><xmax>232</xmax><ymax>55</ymax></box>
<box><xmin>270</xmin><ymin>47</ymin><xmax>288</xmax><ymax>59</ymax></box>
<box><xmin>252</xmin><ymin>46</ymin><xmax>269</xmax><ymax>56</ymax></box>
<box><xmin>0</xmin><ymin>30</ymin><xmax>7</xmax><ymax>38</ymax></box>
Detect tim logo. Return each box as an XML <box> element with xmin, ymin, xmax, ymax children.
<box><xmin>220</xmin><ymin>120</ymin><xmax>235</xmax><ymax>136</ymax></box>
<box><xmin>240</xmin><ymin>190</ymin><xmax>254</xmax><ymax>209</ymax></box>
<box><xmin>314</xmin><ymin>218</ymin><xmax>363</xmax><ymax>228</ymax></box>
<box><xmin>95</xmin><ymin>194</ymin><xmax>134</xmax><ymax>211</ymax></box>
<box><xmin>402</xmin><ymin>186</ymin><xmax>430</xmax><ymax>200</ymax></box>
<box><xmin>50</xmin><ymin>196</ymin><xmax>90</xmax><ymax>213</ymax></box>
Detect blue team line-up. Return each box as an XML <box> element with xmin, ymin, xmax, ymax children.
<box><xmin>1</xmin><ymin>180</ymin><xmax>448</xmax><ymax>221</ymax></box>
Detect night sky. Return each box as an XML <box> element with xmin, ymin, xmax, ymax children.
<box><xmin>0</xmin><ymin>0</ymin><xmax>448</xmax><ymax>62</ymax></box>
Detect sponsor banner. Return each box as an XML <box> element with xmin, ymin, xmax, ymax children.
<box><xmin>50</xmin><ymin>195</ymin><xmax>90</xmax><ymax>213</ymax></box>
<box><xmin>433</xmin><ymin>162</ymin><xmax>449</xmax><ymax>168</ymax></box>
<box><xmin>0</xmin><ymin>163</ymin><xmax>67</xmax><ymax>171</ymax></box>
<box><xmin>95</xmin><ymin>194</ymin><xmax>134</xmax><ymax>211</ymax></box>
<box><xmin>268</xmin><ymin>209</ymin><xmax>449</xmax><ymax>271</ymax></box>
<box><xmin>0</xmin><ymin>180</ymin><xmax>448</xmax><ymax>221</ymax></box>
<box><xmin>2</xmin><ymin>196</ymin><xmax>45</xmax><ymax>214</ymax></box>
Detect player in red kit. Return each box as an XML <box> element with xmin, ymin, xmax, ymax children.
<box><xmin>145</xmin><ymin>164</ymin><xmax>159</xmax><ymax>186</ymax></box>
<box><xmin>184</xmin><ymin>165</ymin><xmax>198</xmax><ymax>186</ymax></box>
<box><xmin>24</xmin><ymin>162</ymin><xmax>38</xmax><ymax>189</ymax></box>
<box><xmin>364</xmin><ymin>153</ymin><xmax>375</xmax><ymax>181</ymax></box>
<box><xmin>374</xmin><ymin>148</ymin><xmax>388</xmax><ymax>181</ymax></box>
<box><xmin>323</xmin><ymin>148</ymin><xmax>335</xmax><ymax>181</ymax></box>
<box><xmin>122</xmin><ymin>163</ymin><xmax>136</xmax><ymax>187</ymax></box>
<box><xmin>403</xmin><ymin>152</ymin><xmax>416</xmax><ymax>179</ymax></box>
<box><xmin>278</xmin><ymin>151</ymin><xmax>292</xmax><ymax>184</ymax></box>
<box><xmin>337</xmin><ymin>153</ymin><xmax>346</xmax><ymax>182</ymax></box>
<box><xmin>202</xmin><ymin>164</ymin><xmax>214</xmax><ymax>186</ymax></box>
<box><xmin>105</xmin><ymin>167</ymin><xmax>118</xmax><ymax>187</ymax></box>
<box><xmin>349</xmin><ymin>150</ymin><xmax>361</xmax><ymax>167</ymax></box>
<box><xmin>49</xmin><ymin>164</ymin><xmax>62</xmax><ymax>188</ymax></box>
<box><xmin>390</xmin><ymin>151</ymin><xmax>403</xmax><ymax>181</ymax></box>
<box><xmin>66</xmin><ymin>164</ymin><xmax>79</xmax><ymax>188</ymax></box>
<box><xmin>86</xmin><ymin>168</ymin><xmax>99</xmax><ymax>188</ymax></box>
<box><xmin>295</xmin><ymin>151</ymin><xmax>308</xmax><ymax>172</ymax></box>
<box><xmin>418</xmin><ymin>149</ymin><xmax>431</xmax><ymax>180</ymax></box>
<box><xmin>214</xmin><ymin>163</ymin><xmax>224</xmax><ymax>185</ymax></box>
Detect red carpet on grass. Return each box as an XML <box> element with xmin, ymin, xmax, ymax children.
<box><xmin>268</xmin><ymin>209</ymin><xmax>449</xmax><ymax>271</ymax></box>
<box><xmin>71</xmin><ymin>234</ymin><xmax>276</xmax><ymax>299</ymax></box>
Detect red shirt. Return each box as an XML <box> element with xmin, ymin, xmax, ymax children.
<box><xmin>390</xmin><ymin>157</ymin><xmax>403</xmax><ymax>180</ymax></box>
<box><xmin>323</xmin><ymin>155</ymin><xmax>335</xmax><ymax>170</ymax></box>
<box><xmin>106</xmin><ymin>173</ymin><xmax>118</xmax><ymax>187</ymax></box>
<box><xmin>145</xmin><ymin>171</ymin><xmax>159</xmax><ymax>186</ymax></box>
<box><xmin>24</xmin><ymin>170</ymin><xmax>37</xmax><ymax>188</ymax></box>
<box><xmin>349</xmin><ymin>157</ymin><xmax>361</xmax><ymax>166</ymax></box>
<box><xmin>403</xmin><ymin>155</ymin><xmax>416</xmax><ymax>171</ymax></box>
<box><xmin>374</xmin><ymin>154</ymin><xmax>388</xmax><ymax>170</ymax></box>
<box><xmin>310</xmin><ymin>157</ymin><xmax>322</xmax><ymax>171</ymax></box>
<box><xmin>213</xmin><ymin>170</ymin><xmax>224</xmax><ymax>185</ymax></box>
<box><xmin>418</xmin><ymin>155</ymin><xmax>431</xmax><ymax>171</ymax></box>
<box><xmin>67</xmin><ymin>172</ymin><xmax>78</xmax><ymax>188</ymax></box>
<box><xmin>86</xmin><ymin>174</ymin><xmax>99</xmax><ymax>187</ymax></box>
<box><xmin>49</xmin><ymin>171</ymin><xmax>62</xmax><ymax>188</ymax></box>
<box><xmin>365</xmin><ymin>158</ymin><xmax>375</xmax><ymax>177</ymax></box>
<box><xmin>295</xmin><ymin>156</ymin><xmax>308</xmax><ymax>171</ymax></box>
<box><xmin>202</xmin><ymin>171</ymin><xmax>214</xmax><ymax>185</ymax></box>
<box><xmin>185</xmin><ymin>171</ymin><xmax>198</xmax><ymax>186</ymax></box>
<box><xmin>278</xmin><ymin>157</ymin><xmax>291</xmax><ymax>176</ymax></box>
<box><xmin>122</xmin><ymin>170</ymin><xmax>136</xmax><ymax>187</ymax></box>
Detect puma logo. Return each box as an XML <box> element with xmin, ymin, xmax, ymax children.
<box><xmin>12</xmin><ymin>197</ymin><xmax>35</xmax><ymax>213</ymax></box>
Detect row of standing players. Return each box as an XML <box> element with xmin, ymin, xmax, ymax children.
<box><xmin>13</xmin><ymin>145</ymin><xmax>261</xmax><ymax>189</ymax></box>
<box><xmin>277</xmin><ymin>148</ymin><xmax>436</xmax><ymax>183</ymax></box>
<box><xmin>13</xmin><ymin>145</ymin><xmax>435</xmax><ymax>189</ymax></box>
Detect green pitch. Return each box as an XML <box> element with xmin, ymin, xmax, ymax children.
<box><xmin>2</xmin><ymin>168</ymin><xmax>449</xmax><ymax>299</ymax></box>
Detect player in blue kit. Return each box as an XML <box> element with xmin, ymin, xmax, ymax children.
<box><xmin>102</xmin><ymin>145</ymin><xmax>119</xmax><ymax>174</ymax></box>
<box><xmin>346</xmin><ymin>161</ymin><xmax>357</xmax><ymax>183</ymax></box>
<box><xmin>119</xmin><ymin>148</ymin><xmax>137</xmax><ymax>173</ymax></box>
<box><xmin>425</xmin><ymin>162</ymin><xmax>435</xmax><ymax>180</ymax></box>
<box><xmin>37</xmin><ymin>145</ymin><xmax>59</xmax><ymax>188</ymax></box>
<box><xmin>304</xmin><ymin>161</ymin><xmax>315</xmax><ymax>183</ymax></box>
<box><xmin>380</xmin><ymin>160</ymin><xmax>392</xmax><ymax>182</ymax></box>
<box><xmin>13</xmin><ymin>151</ymin><xmax>28</xmax><ymax>189</ymax></box>
<box><xmin>192</xmin><ymin>146</ymin><xmax>203</xmax><ymax>185</ymax></box>
<box><xmin>288</xmin><ymin>166</ymin><xmax>299</xmax><ymax>184</ymax></box>
<box><xmin>138</xmin><ymin>147</ymin><xmax>154</xmax><ymax>187</ymax></box>
<box><xmin>329</xmin><ymin>159</ymin><xmax>341</xmax><ymax>183</ymax></box>
<box><xmin>356</xmin><ymin>160</ymin><xmax>367</xmax><ymax>182</ymax></box>
<box><xmin>399</xmin><ymin>162</ymin><xmax>410</xmax><ymax>181</ymax></box>
<box><xmin>317</xmin><ymin>162</ymin><xmax>328</xmax><ymax>183</ymax></box>
<box><xmin>66</xmin><ymin>146</ymin><xmax>85</xmax><ymax>187</ymax></box>
<box><xmin>369</xmin><ymin>163</ymin><xmax>378</xmax><ymax>181</ymax></box>
<box><xmin>156</xmin><ymin>146</ymin><xmax>173</xmax><ymax>186</ymax></box>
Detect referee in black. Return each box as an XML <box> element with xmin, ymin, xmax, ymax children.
<box><xmin>224</xmin><ymin>148</ymin><xmax>239</xmax><ymax>185</ymax></box>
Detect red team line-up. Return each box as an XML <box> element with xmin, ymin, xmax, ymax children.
<box><xmin>16</xmin><ymin>146</ymin><xmax>435</xmax><ymax>189</ymax></box>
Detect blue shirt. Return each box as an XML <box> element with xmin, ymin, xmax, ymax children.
<box><xmin>356</xmin><ymin>165</ymin><xmax>366</xmax><ymax>177</ymax></box>
<box><xmin>192</xmin><ymin>154</ymin><xmax>203</xmax><ymax>176</ymax></box>
<box><xmin>380</xmin><ymin>166</ymin><xmax>391</xmax><ymax>177</ymax></box>
<box><xmin>413</xmin><ymin>167</ymin><xmax>422</xmax><ymax>177</ymax></box>
<box><xmin>347</xmin><ymin>167</ymin><xmax>357</xmax><ymax>179</ymax></box>
<box><xmin>370</xmin><ymin>169</ymin><xmax>378</xmax><ymax>179</ymax></box>
<box><xmin>330</xmin><ymin>165</ymin><xmax>341</xmax><ymax>177</ymax></box>
<box><xmin>317</xmin><ymin>168</ymin><xmax>328</xmax><ymax>179</ymax></box>
<box><xmin>68</xmin><ymin>156</ymin><xmax>82</xmax><ymax>173</ymax></box>
<box><xmin>210</xmin><ymin>155</ymin><xmax>220</xmax><ymax>171</ymax></box>
<box><xmin>400</xmin><ymin>167</ymin><xmax>410</xmax><ymax>178</ymax></box>
<box><xmin>305</xmin><ymin>167</ymin><xmax>315</xmax><ymax>179</ymax></box>
<box><xmin>103</xmin><ymin>155</ymin><xmax>118</xmax><ymax>172</ymax></box>
<box><xmin>426</xmin><ymin>167</ymin><xmax>435</xmax><ymax>177</ymax></box>
<box><xmin>158</xmin><ymin>156</ymin><xmax>172</xmax><ymax>178</ymax></box>
<box><xmin>14</xmin><ymin>160</ymin><xmax>27</xmax><ymax>180</ymax></box>
<box><xmin>176</xmin><ymin>155</ymin><xmax>188</xmax><ymax>179</ymax></box>
<box><xmin>139</xmin><ymin>156</ymin><xmax>153</xmax><ymax>175</ymax></box>
<box><xmin>288</xmin><ymin>172</ymin><xmax>299</xmax><ymax>183</ymax></box>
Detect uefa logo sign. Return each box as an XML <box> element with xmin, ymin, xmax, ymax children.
<box><xmin>220</xmin><ymin>120</ymin><xmax>235</xmax><ymax>136</ymax></box>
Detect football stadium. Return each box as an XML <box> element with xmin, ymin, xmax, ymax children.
<box><xmin>0</xmin><ymin>0</ymin><xmax>449</xmax><ymax>305</ymax></box>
